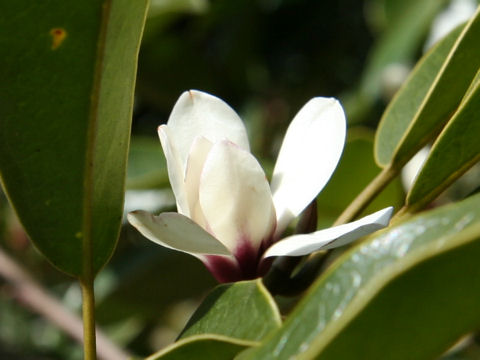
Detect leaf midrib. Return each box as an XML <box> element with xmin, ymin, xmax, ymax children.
<box><xmin>82</xmin><ymin>0</ymin><xmax>112</xmax><ymax>282</ymax></box>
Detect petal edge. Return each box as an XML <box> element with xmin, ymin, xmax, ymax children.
<box><xmin>264</xmin><ymin>207</ymin><xmax>393</xmax><ymax>258</ymax></box>
<box><xmin>271</xmin><ymin>97</ymin><xmax>346</xmax><ymax>235</ymax></box>
<box><xmin>127</xmin><ymin>210</ymin><xmax>231</xmax><ymax>256</ymax></box>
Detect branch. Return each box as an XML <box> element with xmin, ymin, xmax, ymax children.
<box><xmin>0</xmin><ymin>247</ymin><xmax>131</xmax><ymax>360</ymax></box>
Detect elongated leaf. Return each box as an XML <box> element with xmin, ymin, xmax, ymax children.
<box><xmin>406</xmin><ymin>75</ymin><xmax>480</xmax><ymax>210</ymax></box>
<box><xmin>374</xmin><ymin>25</ymin><xmax>464</xmax><ymax>167</ymax></box>
<box><xmin>179</xmin><ymin>279</ymin><xmax>281</xmax><ymax>341</ymax></box>
<box><xmin>311</xmin><ymin>224</ymin><xmax>480</xmax><ymax>360</ymax></box>
<box><xmin>375</xmin><ymin>5</ymin><xmax>480</xmax><ymax>168</ymax></box>
<box><xmin>238</xmin><ymin>193</ymin><xmax>480</xmax><ymax>359</ymax></box>
<box><xmin>0</xmin><ymin>1</ymin><xmax>148</xmax><ymax>277</ymax></box>
<box><xmin>146</xmin><ymin>335</ymin><xmax>252</xmax><ymax>360</ymax></box>
<box><xmin>461</xmin><ymin>67</ymin><xmax>480</xmax><ymax>103</ymax></box>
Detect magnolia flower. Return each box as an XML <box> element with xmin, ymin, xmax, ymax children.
<box><xmin>128</xmin><ymin>90</ymin><xmax>393</xmax><ymax>282</ymax></box>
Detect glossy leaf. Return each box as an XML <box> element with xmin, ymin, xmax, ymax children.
<box><xmin>0</xmin><ymin>1</ymin><xmax>148</xmax><ymax>277</ymax></box>
<box><xmin>406</xmin><ymin>76</ymin><xmax>480</xmax><ymax>211</ymax></box>
<box><xmin>311</xmin><ymin>224</ymin><xmax>480</xmax><ymax>360</ymax></box>
<box><xmin>238</xmin><ymin>193</ymin><xmax>480</xmax><ymax>359</ymax></box>
<box><xmin>179</xmin><ymin>279</ymin><xmax>281</xmax><ymax>341</ymax></box>
<box><xmin>146</xmin><ymin>280</ymin><xmax>280</xmax><ymax>360</ymax></box>
<box><xmin>146</xmin><ymin>335</ymin><xmax>252</xmax><ymax>360</ymax></box>
<box><xmin>375</xmin><ymin>5</ymin><xmax>480</xmax><ymax>168</ymax></box>
<box><xmin>374</xmin><ymin>24</ymin><xmax>464</xmax><ymax>167</ymax></box>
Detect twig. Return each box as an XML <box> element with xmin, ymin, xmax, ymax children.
<box><xmin>0</xmin><ymin>247</ymin><xmax>131</xmax><ymax>360</ymax></box>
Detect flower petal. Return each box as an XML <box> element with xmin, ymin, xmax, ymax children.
<box><xmin>158</xmin><ymin>125</ymin><xmax>189</xmax><ymax>215</ymax></box>
<box><xmin>271</xmin><ymin>97</ymin><xmax>346</xmax><ymax>235</ymax></box>
<box><xmin>184</xmin><ymin>136</ymin><xmax>213</xmax><ymax>227</ymax></box>
<box><xmin>167</xmin><ymin>90</ymin><xmax>250</xmax><ymax>167</ymax></box>
<box><xmin>199</xmin><ymin>141</ymin><xmax>276</xmax><ymax>254</ymax></box>
<box><xmin>127</xmin><ymin>210</ymin><xmax>231</xmax><ymax>256</ymax></box>
<box><xmin>263</xmin><ymin>207</ymin><xmax>393</xmax><ymax>258</ymax></box>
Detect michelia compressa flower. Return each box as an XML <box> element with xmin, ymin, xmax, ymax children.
<box><xmin>128</xmin><ymin>90</ymin><xmax>393</xmax><ymax>282</ymax></box>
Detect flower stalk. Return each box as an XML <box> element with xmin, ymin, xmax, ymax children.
<box><xmin>80</xmin><ymin>277</ymin><xmax>97</xmax><ymax>360</ymax></box>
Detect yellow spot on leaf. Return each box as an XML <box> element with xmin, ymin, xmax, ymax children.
<box><xmin>75</xmin><ymin>232</ymin><xmax>83</xmax><ymax>239</ymax></box>
<box><xmin>50</xmin><ymin>28</ymin><xmax>67</xmax><ymax>50</ymax></box>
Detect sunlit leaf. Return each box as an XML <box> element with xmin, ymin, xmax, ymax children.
<box><xmin>375</xmin><ymin>5</ymin><xmax>480</xmax><ymax>168</ymax></box>
<box><xmin>146</xmin><ymin>279</ymin><xmax>280</xmax><ymax>359</ymax></box>
<box><xmin>238</xmin><ymin>193</ymin><xmax>480</xmax><ymax>359</ymax></box>
<box><xmin>374</xmin><ymin>24</ymin><xmax>464</xmax><ymax>167</ymax></box>
<box><xmin>0</xmin><ymin>1</ymin><xmax>148</xmax><ymax>277</ymax></box>
<box><xmin>179</xmin><ymin>279</ymin><xmax>281</xmax><ymax>341</ymax></box>
<box><xmin>406</xmin><ymin>75</ymin><xmax>480</xmax><ymax>211</ymax></box>
<box><xmin>145</xmin><ymin>335</ymin><xmax>252</xmax><ymax>360</ymax></box>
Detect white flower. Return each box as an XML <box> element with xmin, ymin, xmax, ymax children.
<box><xmin>128</xmin><ymin>90</ymin><xmax>393</xmax><ymax>282</ymax></box>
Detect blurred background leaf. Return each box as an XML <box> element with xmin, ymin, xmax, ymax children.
<box><xmin>127</xmin><ymin>137</ymin><xmax>169</xmax><ymax>190</ymax></box>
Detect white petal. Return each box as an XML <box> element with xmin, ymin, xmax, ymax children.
<box><xmin>167</xmin><ymin>90</ymin><xmax>250</xmax><ymax>167</ymax></box>
<box><xmin>158</xmin><ymin>125</ymin><xmax>189</xmax><ymax>215</ymax></box>
<box><xmin>123</xmin><ymin>189</ymin><xmax>175</xmax><ymax>222</ymax></box>
<box><xmin>199</xmin><ymin>141</ymin><xmax>276</xmax><ymax>253</ymax></box>
<box><xmin>184</xmin><ymin>136</ymin><xmax>213</xmax><ymax>227</ymax></box>
<box><xmin>401</xmin><ymin>146</ymin><xmax>430</xmax><ymax>191</ymax></box>
<box><xmin>127</xmin><ymin>210</ymin><xmax>231</xmax><ymax>256</ymax></box>
<box><xmin>271</xmin><ymin>97</ymin><xmax>346</xmax><ymax>235</ymax></box>
<box><xmin>263</xmin><ymin>207</ymin><xmax>393</xmax><ymax>258</ymax></box>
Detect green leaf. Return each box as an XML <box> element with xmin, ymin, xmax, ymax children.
<box><xmin>127</xmin><ymin>136</ymin><xmax>169</xmax><ymax>190</ymax></box>
<box><xmin>179</xmin><ymin>279</ymin><xmax>281</xmax><ymax>341</ymax></box>
<box><xmin>0</xmin><ymin>1</ymin><xmax>148</xmax><ymax>277</ymax></box>
<box><xmin>310</xmin><ymin>224</ymin><xmax>480</xmax><ymax>360</ymax></box>
<box><xmin>146</xmin><ymin>335</ymin><xmax>252</xmax><ymax>360</ymax></box>
<box><xmin>406</xmin><ymin>74</ymin><xmax>480</xmax><ymax>211</ymax></box>
<box><xmin>375</xmin><ymin>5</ymin><xmax>480</xmax><ymax>168</ymax></box>
<box><xmin>462</xmin><ymin>66</ymin><xmax>480</xmax><ymax>102</ymax></box>
<box><xmin>374</xmin><ymin>24</ymin><xmax>464</xmax><ymax>167</ymax></box>
<box><xmin>146</xmin><ymin>280</ymin><xmax>280</xmax><ymax>360</ymax></box>
<box><xmin>238</xmin><ymin>193</ymin><xmax>480</xmax><ymax>360</ymax></box>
